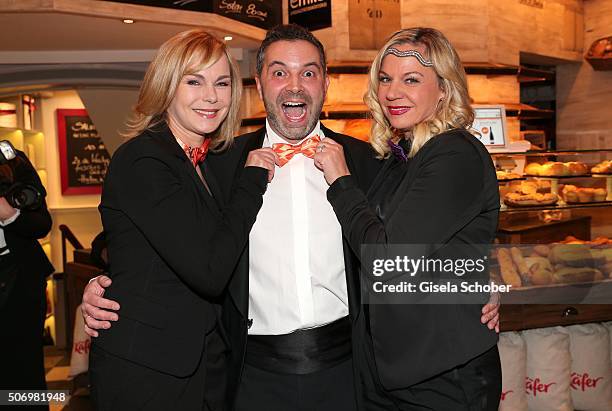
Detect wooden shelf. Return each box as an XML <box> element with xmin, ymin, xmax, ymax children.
<box><xmin>241</xmin><ymin>103</ymin><xmax>554</xmax><ymax>127</ymax></box>
<box><xmin>241</xmin><ymin>62</ymin><xmax>522</xmax><ymax>87</ymax></box>
<box><xmin>517</xmin><ymin>66</ymin><xmax>555</xmax><ymax>85</ymax></box>
<box><xmin>491</xmin><ymin>148</ymin><xmax>612</xmax><ymax>156</ymax></box>
<box><xmin>500</xmin><ymin>303</ymin><xmax>612</xmax><ymax>332</ymax></box>
<box><xmin>0</xmin><ymin>126</ymin><xmax>46</xmax><ymax>170</ymax></box>
<box><xmin>501</xmin><ymin>201</ymin><xmax>611</xmax><ymax>213</ymax></box>
<box><xmin>322</xmin><ymin>61</ymin><xmax>520</xmax><ymax>76</ymax></box>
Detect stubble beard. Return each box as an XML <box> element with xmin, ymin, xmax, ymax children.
<box><xmin>263</xmin><ymin>91</ymin><xmax>324</xmax><ymax>142</ymax></box>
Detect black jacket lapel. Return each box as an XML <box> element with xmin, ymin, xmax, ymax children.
<box><xmin>201</xmin><ymin>162</ymin><xmax>224</xmax><ymax>207</ymax></box>
<box><xmin>228</xmin><ymin>127</ymin><xmax>266</xmax><ymax>319</ymax></box>
<box><xmin>320</xmin><ymin>125</ymin><xmax>365</xmax><ymax>322</ymax></box>
<box><xmin>321</xmin><ymin>125</ymin><xmax>357</xmax><ymax>174</ymax></box>
<box><xmin>149</xmin><ymin>125</ymin><xmax>221</xmax><ymax>219</ymax></box>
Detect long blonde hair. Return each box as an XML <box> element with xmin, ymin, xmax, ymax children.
<box><xmin>365</xmin><ymin>28</ymin><xmax>474</xmax><ymax>158</ymax></box>
<box><xmin>123</xmin><ymin>29</ymin><xmax>242</xmax><ymax>151</ymax></box>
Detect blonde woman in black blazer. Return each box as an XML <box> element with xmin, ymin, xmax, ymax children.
<box><xmin>87</xmin><ymin>30</ymin><xmax>276</xmax><ymax>411</ymax></box>
<box><xmin>315</xmin><ymin>28</ymin><xmax>501</xmax><ymax>410</ymax></box>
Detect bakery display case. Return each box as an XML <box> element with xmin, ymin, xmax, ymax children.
<box><xmin>491</xmin><ymin>149</ymin><xmax>612</xmax><ymax>331</ymax></box>
<box><xmin>494</xmin><ymin>149</ymin><xmax>612</xmax><ymax>210</ymax></box>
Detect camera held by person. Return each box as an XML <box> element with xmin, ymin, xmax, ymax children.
<box><xmin>0</xmin><ymin>140</ymin><xmax>43</xmax><ymax>210</ymax></box>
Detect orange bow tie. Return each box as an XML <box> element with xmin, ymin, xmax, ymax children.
<box><xmin>272</xmin><ymin>135</ymin><xmax>321</xmax><ymax>167</ymax></box>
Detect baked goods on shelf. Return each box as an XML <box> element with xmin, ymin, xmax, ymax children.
<box><xmin>503</xmin><ymin>192</ymin><xmax>558</xmax><ymax>207</ymax></box>
<box><xmin>557</xmin><ymin>235</ymin><xmax>612</xmax><ymax>245</ymax></box>
<box><xmin>524</xmin><ymin>161</ymin><xmax>589</xmax><ymax>177</ymax></box>
<box><xmin>591</xmin><ymin>160</ymin><xmax>612</xmax><ymax>174</ymax></box>
<box><xmin>496</xmin><ymin>170</ymin><xmax>522</xmax><ymax>180</ymax></box>
<box><xmin>561</xmin><ymin>185</ymin><xmax>608</xmax><ymax>203</ymax></box>
<box><xmin>497</xmin><ymin>248</ymin><xmax>522</xmax><ymax>287</ymax></box>
<box><xmin>524</xmin><ymin>162</ymin><xmax>544</xmax><ymax>176</ymax></box>
<box><xmin>553</xmin><ymin>266</ymin><xmax>604</xmax><ymax>283</ymax></box>
<box><xmin>508</xmin><ymin>180</ymin><xmax>550</xmax><ymax>193</ymax></box>
<box><xmin>495</xmin><ymin>239</ymin><xmax>611</xmax><ymax>288</ymax></box>
<box><xmin>503</xmin><ymin>180</ymin><xmax>558</xmax><ymax>207</ymax></box>
<box><xmin>567</xmin><ymin>161</ymin><xmax>589</xmax><ymax>176</ymax></box>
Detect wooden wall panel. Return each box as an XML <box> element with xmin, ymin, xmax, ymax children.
<box><xmin>326</xmin><ymin>74</ymin><xmax>369</xmax><ymax>105</ymax></box>
<box><xmin>323</xmin><ymin>0</ymin><xmax>583</xmax><ymax>66</ymax></box>
<box><xmin>398</xmin><ymin>0</ymin><xmax>490</xmax><ymax>63</ymax></box>
<box><xmin>556</xmin><ymin>0</ymin><xmax>612</xmax><ymax>150</ymax></box>
<box><xmin>468</xmin><ymin>75</ymin><xmax>520</xmax><ymax>105</ymax></box>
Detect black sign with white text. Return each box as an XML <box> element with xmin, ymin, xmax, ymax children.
<box><xmin>213</xmin><ymin>0</ymin><xmax>281</xmax><ymax>30</ymax></box>
<box><xmin>107</xmin><ymin>1</ymin><xmax>281</xmax><ymax>29</ymax></box>
<box><xmin>288</xmin><ymin>0</ymin><xmax>332</xmax><ymax>31</ymax></box>
<box><xmin>109</xmin><ymin>0</ymin><xmax>212</xmax><ymax>13</ymax></box>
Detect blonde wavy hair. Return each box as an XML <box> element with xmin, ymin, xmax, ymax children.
<box><xmin>365</xmin><ymin>27</ymin><xmax>475</xmax><ymax>158</ymax></box>
<box><xmin>123</xmin><ymin>29</ymin><xmax>242</xmax><ymax>151</ymax></box>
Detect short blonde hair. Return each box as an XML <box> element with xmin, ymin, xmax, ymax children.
<box><xmin>365</xmin><ymin>28</ymin><xmax>474</xmax><ymax>158</ymax></box>
<box><xmin>123</xmin><ymin>29</ymin><xmax>242</xmax><ymax>151</ymax></box>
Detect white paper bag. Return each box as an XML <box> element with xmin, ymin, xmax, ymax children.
<box><xmin>567</xmin><ymin>324</ymin><xmax>612</xmax><ymax>411</ymax></box>
<box><xmin>522</xmin><ymin>327</ymin><xmax>573</xmax><ymax>411</ymax></box>
<box><xmin>498</xmin><ymin>332</ymin><xmax>528</xmax><ymax>411</ymax></box>
<box><xmin>604</xmin><ymin>321</ymin><xmax>612</xmax><ymax>370</ymax></box>
<box><xmin>69</xmin><ymin>304</ymin><xmax>91</xmax><ymax>377</ymax></box>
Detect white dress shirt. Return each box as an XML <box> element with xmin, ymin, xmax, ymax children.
<box><xmin>0</xmin><ymin>209</ymin><xmax>20</xmax><ymax>256</ymax></box>
<box><xmin>248</xmin><ymin>121</ymin><xmax>348</xmax><ymax>335</ymax></box>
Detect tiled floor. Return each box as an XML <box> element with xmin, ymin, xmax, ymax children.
<box><xmin>44</xmin><ymin>346</ymin><xmax>93</xmax><ymax>411</ymax></box>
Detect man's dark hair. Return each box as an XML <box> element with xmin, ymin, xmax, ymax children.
<box><xmin>255</xmin><ymin>24</ymin><xmax>327</xmax><ymax>76</ymax></box>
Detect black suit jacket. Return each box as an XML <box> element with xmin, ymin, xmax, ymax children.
<box><xmin>0</xmin><ymin>151</ymin><xmax>53</xmax><ymax>392</ymax></box>
<box><xmin>327</xmin><ymin>129</ymin><xmax>500</xmax><ymax>390</ymax></box>
<box><xmin>96</xmin><ymin>124</ymin><xmax>267</xmax><ymax>377</ymax></box>
<box><xmin>207</xmin><ymin>125</ymin><xmax>381</xmax><ymax>408</ymax></box>
<box><xmin>1</xmin><ymin>151</ymin><xmax>54</xmax><ymax>281</ymax></box>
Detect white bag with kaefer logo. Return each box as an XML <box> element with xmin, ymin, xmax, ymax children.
<box><xmin>567</xmin><ymin>323</ymin><xmax>612</xmax><ymax>411</ymax></box>
<box><xmin>498</xmin><ymin>332</ymin><xmax>528</xmax><ymax>411</ymax></box>
<box><xmin>522</xmin><ymin>327</ymin><xmax>573</xmax><ymax>411</ymax></box>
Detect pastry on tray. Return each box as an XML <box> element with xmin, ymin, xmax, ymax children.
<box><xmin>524</xmin><ymin>161</ymin><xmax>589</xmax><ymax>177</ymax></box>
<box><xmin>591</xmin><ymin>160</ymin><xmax>612</xmax><ymax>174</ymax></box>
<box><xmin>562</xmin><ymin>185</ymin><xmax>607</xmax><ymax>203</ymax></box>
<box><xmin>496</xmin><ymin>170</ymin><xmax>522</xmax><ymax>180</ymax></box>
<box><xmin>503</xmin><ymin>192</ymin><xmax>558</xmax><ymax>207</ymax></box>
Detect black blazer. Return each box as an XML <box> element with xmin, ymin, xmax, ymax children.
<box><xmin>327</xmin><ymin>129</ymin><xmax>500</xmax><ymax>390</ymax></box>
<box><xmin>206</xmin><ymin>125</ymin><xmax>381</xmax><ymax>407</ymax></box>
<box><xmin>95</xmin><ymin>124</ymin><xmax>267</xmax><ymax>377</ymax></box>
<box><xmin>1</xmin><ymin>151</ymin><xmax>54</xmax><ymax>294</ymax></box>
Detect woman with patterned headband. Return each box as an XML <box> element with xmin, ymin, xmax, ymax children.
<box><xmin>314</xmin><ymin>28</ymin><xmax>501</xmax><ymax>410</ymax></box>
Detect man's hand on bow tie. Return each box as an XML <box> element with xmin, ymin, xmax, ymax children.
<box><xmin>246</xmin><ymin>148</ymin><xmax>278</xmax><ymax>182</ymax></box>
<box><xmin>313</xmin><ymin>139</ymin><xmax>350</xmax><ymax>185</ymax></box>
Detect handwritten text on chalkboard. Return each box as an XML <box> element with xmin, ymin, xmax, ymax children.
<box><xmin>57</xmin><ymin>109</ymin><xmax>111</xmax><ymax>195</ymax></box>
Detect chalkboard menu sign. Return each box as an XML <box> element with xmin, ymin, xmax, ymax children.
<box><xmin>213</xmin><ymin>0</ymin><xmax>281</xmax><ymax>30</ymax></box>
<box><xmin>289</xmin><ymin>0</ymin><xmax>332</xmax><ymax>31</ymax></box>
<box><xmin>57</xmin><ymin>109</ymin><xmax>111</xmax><ymax>195</ymax></box>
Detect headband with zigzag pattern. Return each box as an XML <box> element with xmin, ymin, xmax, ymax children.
<box><xmin>383</xmin><ymin>47</ymin><xmax>433</xmax><ymax>67</ymax></box>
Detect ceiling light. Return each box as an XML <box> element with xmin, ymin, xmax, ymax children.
<box><xmin>123</xmin><ymin>19</ymin><xmax>135</xmax><ymax>24</ymax></box>
<box><xmin>224</xmin><ymin>36</ymin><xmax>233</xmax><ymax>41</ymax></box>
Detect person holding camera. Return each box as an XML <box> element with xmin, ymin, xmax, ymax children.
<box><xmin>0</xmin><ymin>144</ymin><xmax>54</xmax><ymax>409</ymax></box>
